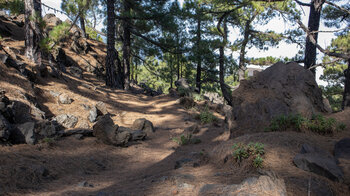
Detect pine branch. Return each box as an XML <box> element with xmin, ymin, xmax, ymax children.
<box><xmin>296</xmin><ymin>19</ymin><xmax>350</xmax><ymax>59</ymax></box>
<box><xmin>324</xmin><ymin>0</ymin><xmax>350</xmax><ymax>16</ymax></box>
<box><xmin>294</xmin><ymin>0</ymin><xmax>311</xmax><ymax>7</ymax></box>
<box><xmin>307</xmin><ymin>58</ymin><xmax>343</xmax><ymax>70</ymax></box>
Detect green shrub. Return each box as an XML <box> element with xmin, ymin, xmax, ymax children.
<box><xmin>232</xmin><ymin>142</ymin><xmax>265</xmax><ymax>168</ymax></box>
<box><xmin>253</xmin><ymin>155</ymin><xmax>264</xmax><ymax>168</ymax></box>
<box><xmin>177</xmin><ymin>86</ymin><xmax>192</xmax><ymax>97</ymax></box>
<box><xmin>199</xmin><ymin>106</ymin><xmax>217</xmax><ymax>124</ymax></box>
<box><xmin>266</xmin><ymin>113</ymin><xmax>346</xmax><ymax>135</ymax></box>
<box><xmin>0</xmin><ymin>0</ymin><xmax>25</xmax><ymax>15</ymax></box>
<box><xmin>265</xmin><ymin>114</ymin><xmax>306</xmax><ymax>132</ymax></box>
<box><xmin>172</xmin><ymin>134</ymin><xmax>201</xmax><ymax>145</ymax></box>
<box><xmin>40</xmin><ymin>22</ymin><xmax>71</xmax><ymax>52</ymax></box>
<box><xmin>192</xmin><ymin>93</ymin><xmax>203</xmax><ymax>101</ymax></box>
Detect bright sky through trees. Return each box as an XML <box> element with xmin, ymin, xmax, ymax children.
<box><xmin>41</xmin><ymin>0</ymin><xmax>344</xmax><ymax>86</ymax></box>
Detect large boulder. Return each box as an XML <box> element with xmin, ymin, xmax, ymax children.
<box><xmin>229</xmin><ymin>62</ymin><xmax>329</xmax><ymax>132</ymax></box>
<box><xmin>199</xmin><ymin>175</ymin><xmax>287</xmax><ymax>196</ymax></box>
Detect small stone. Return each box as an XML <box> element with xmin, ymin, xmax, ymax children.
<box><xmin>96</xmin><ymin>101</ymin><xmax>108</xmax><ymax>115</ymax></box>
<box><xmin>49</xmin><ymin>91</ymin><xmax>61</xmax><ymax>97</ymax></box>
<box><xmin>58</xmin><ymin>93</ymin><xmax>73</xmax><ymax>104</ymax></box>
<box><xmin>88</xmin><ymin>106</ymin><xmax>98</xmax><ymax>123</ymax></box>
<box><xmin>174</xmin><ymin>158</ymin><xmax>193</xmax><ymax>169</ymax></box>
<box><xmin>67</xmin><ymin>66</ymin><xmax>83</xmax><ymax>78</ymax></box>
<box><xmin>172</xmin><ymin>189</ymin><xmax>178</xmax><ymax>195</ymax></box>
<box><xmin>74</xmin><ymin>134</ymin><xmax>84</xmax><ymax>140</ymax></box>
<box><xmin>16</xmin><ymin>122</ymin><xmax>36</xmax><ymax>145</ymax></box>
<box><xmin>54</xmin><ymin>114</ymin><xmax>78</xmax><ymax>129</ymax></box>
<box><xmin>132</xmin><ymin>118</ymin><xmax>155</xmax><ymax>135</ymax></box>
<box><xmin>185</xmin><ymin>124</ymin><xmax>200</xmax><ymax>134</ymax></box>
<box><xmin>81</xmin><ymin>104</ymin><xmax>90</xmax><ymax>111</ymax></box>
<box><xmin>78</xmin><ymin>181</ymin><xmax>89</xmax><ymax>187</ymax></box>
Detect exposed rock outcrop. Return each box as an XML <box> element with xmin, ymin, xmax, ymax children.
<box><xmin>229</xmin><ymin>62</ymin><xmax>329</xmax><ymax>132</ymax></box>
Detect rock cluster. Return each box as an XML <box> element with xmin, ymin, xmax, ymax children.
<box><xmin>93</xmin><ymin>115</ymin><xmax>151</xmax><ymax>146</ymax></box>
<box><xmin>0</xmin><ymin>90</ymin><xmax>59</xmax><ymax>145</ymax></box>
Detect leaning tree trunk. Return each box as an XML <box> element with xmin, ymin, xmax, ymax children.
<box><xmin>219</xmin><ymin>21</ymin><xmax>232</xmax><ymax>106</ymax></box>
<box><xmin>105</xmin><ymin>0</ymin><xmax>123</xmax><ymax>88</ymax></box>
<box><xmin>25</xmin><ymin>0</ymin><xmax>43</xmax><ymax>73</ymax></box>
<box><xmin>304</xmin><ymin>0</ymin><xmax>325</xmax><ymax>75</ymax></box>
<box><xmin>343</xmin><ymin>59</ymin><xmax>350</xmax><ymax>109</ymax></box>
<box><xmin>122</xmin><ymin>0</ymin><xmax>131</xmax><ymax>90</ymax></box>
<box><xmin>195</xmin><ymin>13</ymin><xmax>202</xmax><ymax>93</ymax></box>
<box><xmin>238</xmin><ymin>13</ymin><xmax>256</xmax><ymax>81</ymax></box>
<box><xmin>238</xmin><ymin>27</ymin><xmax>249</xmax><ymax>81</ymax></box>
<box><xmin>79</xmin><ymin>16</ymin><xmax>86</xmax><ymax>38</ymax></box>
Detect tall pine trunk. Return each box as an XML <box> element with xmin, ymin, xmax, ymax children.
<box><xmin>25</xmin><ymin>0</ymin><xmax>43</xmax><ymax>72</ymax></box>
<box><xmin>343</xmin><ymin>59</ymin><xmax>350</xmax><ymax>109</ymax></box>
<box><xmin>122</xmin><ymin>0</ymin><xmax>131</xmax><ymax>90</ymax></box>
<box><xmin>219</xmin><ymin>21</ymin><xmax>232</xmax><ymax>106</ymax></box>
<box><xmin>304</xmin><ymin>0</ymin><xmax>325</xmax><ymax>75</ymax></box>
<box><xmin>195</xmin><ymin>14</ymin><xmax>202</xmax><ymax>93</ymax></box>
<box><xmin>105</xmin><ymin>0</ymin><xmax>123</xmax><ymax>88</ymax></box>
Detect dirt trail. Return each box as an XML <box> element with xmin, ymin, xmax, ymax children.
<box><xmin>1</xmin><ymin>71</ymin><xmax>230</xmax><ymax>195</ymax></box>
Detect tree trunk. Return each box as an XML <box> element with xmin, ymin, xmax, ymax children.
<box><xmin>122</xmin><ymin>0</ymin><xmax>131</xmax><ymax>90</ymax></box>
<box><xmin>105</xmin><ymin>0</ymin><xmax>123</xmax><ymax>88</ymax></box>
<box><xmin>24</xmin><ymin>0</ymin><xmax>42</xmax><ymax>70</ymax></box>
<box><xmin>195</xmin><ymin>13</ymin><xmax>202</xmax><ymax>93</ymax></box>
<box><xmin>170</xmin><ymin>55</ymin><xmax>173</xmax><ymax>89</ymax></box>
<box><xmin>238</xmin><ymin>14</ymin><xmax>256</xmax><ymax>81</ymax></box>
<box><xmin>219</xmin><ymin>21</ymin><xmax>232</xmax><ymax>106</ymax></box>
<box><xmin>343</xmin><ymin>59</ymin><xmax>350</xmax><ymax>109</ymax></box>
<box><xmin>79</xmin><ymin>16</ymin><xmax>86</xmax><ymax>38</ymax></box>
<box><xmin>304</xmin><ymin>0</ymin><xmax>325</xmax><ymax>75</ymax></box>
<box><xmin>135</xmin><ymin>61</ymin><xmax>138</xmax><ymax>84</ymax></box>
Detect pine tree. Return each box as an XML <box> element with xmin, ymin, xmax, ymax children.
<box><xmin>24</xmin><ymin>0</ymin><xmax>44</xmax><ymax>74</ymax></box>
<box><xmin>105</xmin><ymin>0</ymin><xmax>123</xmax><ymax>88</ymax></box>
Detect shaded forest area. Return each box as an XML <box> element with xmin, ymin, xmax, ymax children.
<box><xmin>0</xmin><ymin>0</ymin><xmax>350</xmax><ymax>196</ymax></box>
<box><xmin>1</xmin><ymin>0</ymin><xmax>349</xmax><ymax>109</ymax></box>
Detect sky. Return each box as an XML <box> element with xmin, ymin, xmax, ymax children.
<box><xmin>41</xmin><ymin>0</ymin><xmax>344</xmax><ymax>86</ymax></box>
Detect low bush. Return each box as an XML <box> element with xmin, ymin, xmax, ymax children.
<box><xmin>172</xmin><ymin>134</ymin><xmax>201</xmax><ymax>145</ymax></box>
<box><xmin>232</xmin><ymin>142</ymin><xmax>265</xmax><ymax>168</ymax></box>
<box><xmin>265</xmin><ymin>113</ymin><xmax>346</xmax><ymax>135</ymax></box>
<box><xmin>198</xmin><ymin>106</ymin><xmax>217</xmax><ymax>124</ymax></box>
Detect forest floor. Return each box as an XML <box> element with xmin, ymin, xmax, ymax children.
<box><xmin>1</xmin><ymin>14</ymin><xmax>350</xmax><ymax>196</ymax></box>
<box><xmin>1</xmin><ymin>59</ymin><xmax>350</xmax><ymax>195</ymax></box>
